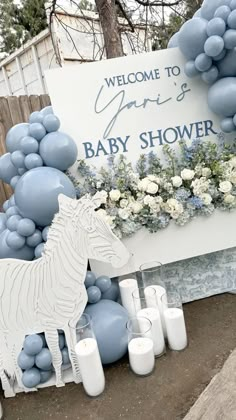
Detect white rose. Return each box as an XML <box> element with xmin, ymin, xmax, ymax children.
<box><xmin>171</xmin><ymin>176</ymin><xmax>182</xmax><ymax>188</ymax></box>
<box><xmin>181</xmin><ymin>169</ymin><xmax>195</xmax><ymax>180</ymax></box>
<box><xmin>147</xmin><ymin>175</ymin><xmax>156</xmax><ymax>182</ymax></box>
<box><xmin>219</xmin><ymin>181</ymin><xmax>233</xmax><ymax>193</ymax></box>
<box><xmin>96</xmin><ymin>209</ymin><xmax>115</xmax><ymax>227</ymax></box>
<box><xmin>201</xmin><ymin>168</ymin><xmax>211</xmax><ymax>178</ymax></box>
<box><xmin>130</xmin><ymin>201</ymin><xmax>143</xmax><ymax>214</ymax></box>
<box><xmin>93</xmin><ymin>190</ymin><xmax>108</xmax><ymax>205</ymax></box>
<box><xmin>138</xmin><ymin>178</ymin><xmax>150</xmax><ymax>192</ymax></box>
<box><xmin>199</xmin><ymin>193</ymin><xmax>212</xmax><ymax>205</ymax></box>
<box><xmin>144</xmin><ymin>195</ymin><xmax>156</xmax><ymax>206</ymax></box>
<box><xmin>109</xmin><ymin>189</ymin><xmax>121</xmax><ymax>202</ymax></box>
<box><xmin>118</xmin><ymin>208</ymin><xmax>131</xmax><ymax>220</ymax></box>
<box><xmin>146</xmin><ymin>182</ymin><xmax>159</xmax><ymax>195</ymax></box>
<box><xmin>96</xmin><ymin>209</ymin><xmax>107</xmax><ymax>219</ymax></box>
<box><xmin>120</xmin><ymin>199</ymin><xmax>129</xmax><ymax>208</ymax></box>
<box><xmin>224</xmin><ymin>194</ymin><xmax>235</xmax><ymax>204</ymax></box>
<box><xmin>230</xmin><ymin>172</ymin><xmax>236</xmax><ymax>185</ymax></box>
<box><xmin>230</xmin><ymin>157</ymin><xmax>236</xmax><ymax>167</ymax></box>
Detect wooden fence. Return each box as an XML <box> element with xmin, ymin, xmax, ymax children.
<box><xmin>0</xmin><ymin>95</ymin><xmax>51</xmax><ymax>207</ymax></box>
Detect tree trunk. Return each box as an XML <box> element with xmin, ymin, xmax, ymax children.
<box><xmin>95</xmin><ymin>0</ymin><xmax>124</xmax><ymax>58</ymax></box>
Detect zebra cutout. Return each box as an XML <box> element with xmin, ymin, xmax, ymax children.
<box><xmin>0</xmin><ymin>194</ymin><xmax>130</xmax><ymax>397</ymax></box>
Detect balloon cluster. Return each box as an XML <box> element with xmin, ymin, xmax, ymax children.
<box><xmin>18</xmin><ymin>331</ymin><xmax>70</xmax><ymax>388</ymax></box>
<box><xmin>85</xmin><ymin>271</ymin><xmax>120</xmax><ymax>304</ymax></box>
<box><xmin>168</xmin><ymin>0</ymin><xmax>236</xmax><ymax>133</ymax></box>
<box><xmin>0</xmin><ymin>106</ymin><xmax>77</xmax><ymax>260</ymax></box>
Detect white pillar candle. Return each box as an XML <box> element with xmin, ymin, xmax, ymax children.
<box><xmin>164</xmin><ymin>308</ymin><xmax>187</xmax><ymax>351</ymax></box>
<box><xmin>75</xmin><ymin>338</ymin><xmax>105</xmax><ymax>397</ymax></box>
<box><xmin>145</xmin><ymin>285</ymin><xmax>167</xmax><ymax>337</ymax></box>
<box><xmin>119</xmin><ymin>278</ymin><xmax>140</xmax><ymax>317</ymax></box>
<box><xmin>137</xmin><ymin>308</ymin><xmax>165</xmax><ymax>357</ymax></box>
<box><xmin>128</xmin><ymin>337</ymin><xmax>155</xmax><ymax>376</ymax></box>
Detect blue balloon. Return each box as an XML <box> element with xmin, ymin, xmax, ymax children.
<box><xmin>213</xmin><ymin>48</ymin><xmax>226</xmax><ymax>61</ymax></box>
<box><xmin>15</xmin><ymin>167</ymin><xmax>76</xmax><ymax>226</ymax></box>
<box><xmin>39</xmin><ymin>333</ymin><xmax>47</xmax><ymax>348</ymax></box>
<box><xmin>214</xmin><ymin>5</ymin><xmax>231</xmax><ymax>21</ymax></box>
<box><xmin>20</xmin><ymin>136</ymin><xmax>39</xmax><ymax>154</ymax></box>
<box><xmin>231</xmin><ymin>0</ymin><xmax>236</xmax><ymax>10</ymax></box>
<box><xmin>9</xmin><ymin>195</ymin><xmax>15</xmax><ymax>207</ymax></box>
<box><xmin>87</xmin><ymin>286</ymin><xmax>101</xmax><ymax>303</ymax></box>
<box><xmin>40</xmin><ymin>106</ymin><xmax>54</xmax><ymax>118</ymax></box>
<box><xmin>6</xmin><ymin>206</ymin><xmax>20</xmax><ymax>218</ymax></box>
<box><xmin>217</xmin><ymin>49</ymin><xmax>236</xmax><ymax>77</ymax></box>
<box><xmin>6</xmin><ymin>231</ymin><xmax>25</xmax><ymax>250</ymax></box>
<box><xmin>6</xmin><ymin>215</ymin><xmax>22</xmax><ymax>232</ymax></box>
<box><xmin>35</xmin><ymin>348</ymin><xmax>52</xmax><ymax>370</ymax></box>
<box><xmin>58</xmin><ymin>334</ymin><xmax>65</xmax><ymax>350</ymax></box>
<box><xmin>0</xmin><ymin>153</ymin><xmax>18</xmax><ymax>184</ymax></box>
<box><xmin>22</xmin><ymin>368</ymin><xmax>41</xmax><ymax>388</ymax></box>
<box><xmin>3</xmin><ymin>200</ymin><xmax>9</xmax><ymax>212</ymax></box>
<box><xmin>40</xmin><ymin>370</ymin><xmax>53</xmax><ymax>384</ymax></box>
<box><xmin>17</xmin><ymin>350</ymin><xmax>35</xmax><ymax>370</ymax></box>
<box><xmin>24</xmin><ymin>153</ymin><xmax>43</xmax><ymax>170</ymax></box>
<box><xmin>184</xmin><ymin>61</ymin><xmax>200</xmax><ymax>78</ymax></box>
<box><xmin>95</xmin><ymin>276</ymin><xmax>112</xmax><ymax>293</ymax></box>
<box><xmin>193</xmin><ymin>9</ymin><xmax>202</xmax><ymax>18</ymax></box>
<box><xmin>61</xmin><ymin>347</ymin><xmax>70</xmax><ymax>365</ymax></box>
<box><xmin>34</xmin><ymin>243</ymin><xmax>44</xmax><ymax>259</ymax></box>
<box><xmin>0</xmin><ymin>213</ymin><xmax>7</xmax><ymax>234</ymax></box>
<box><xmin>85</xmin><ymin>300</ymin><xmax>129</xmax><ymax>364</ymax></box>
<box><xmin>201</xmin><ymin>66</ymin><xmax>219</xmax><ymax>84</ymax></box>
<box><xmin>10</xmin><ymin>175</ymin><xmax>21</xmax><ymax>189</ymax></box>
<box><xmin>233</xmin><ymin>114</ymin><xmax>236</xmax><ymax>126</ymax></box>
<box><xmin>228</xmin><ymin>10</ymin><xmax>236</xmax><ymax>29</ymax></box>
<box><xmin>85</xmin><ymin>271</ymin><xmax>96</xmax><ymax>288</ymax></box>
<box><xmin>29</xmin><ymin>123</ymin><xmax>46</xmax><ymax>141</ymax></box>
<box><xmin>220</xmin><ymin>117</ymin><xmax>235</xmax><ymax>132</ymax></box>
<box><xmin>167</xmin><ymin>32</ymin><xmax>179</xmax><ymax>48</ymax></box>
<box><xmin>24</xmin><ymin>334</ymin><xmax>43</xmax><ymax>356</ymax></box>
<box><xmin>101</xmin><ymin>279</ymin><xmax>120</xmax><ymax>301</ymax></box>
<box><xmin>11</xmin><ymin>151</ymin><xmax>26</xmax><ymax>169</ymax></box>
<box><xmin>6</xmin><ymin>123</ymin><xmax>30</xmax><ymax>153</ymax></box>
<box><xmin>0</xmin><ymin>229</ymin><xmax>34</xmax><ymax>260</ymax></box>
<box><xmin>42</xmin><ymin>226</ymin><xmax>50</xmax><ymax>242</ymax></box>
<box><xmin>29</xmin><ymin>111</ymin><xmax>44</xmax><ymax>125</ymax></box>
<box><xmin>207</xmin><ymin>17</ymin><xmax>226</xmax><ymax>36</ymax></box>
<box><xmin>204</xmin><ymin>35</ymin><xmax>224</xmax><ymax>57</ymax></box>
<box><xmin>223</xmin><ymin>29</ymin><xmax>236</xmax><ymax>49</ymax></box>
<box><xmin>26</xmin><ymin>229</ymin><xmax>42</xmax><ymax>247</ymax></box>
<box><xmin>195</xmin><ymin>53</ymin><xmax>212</xmax><ymax>71</ymax></box>
<box><xmin>39</xmin><ymin>132</ymin><xmax>78</xmax><ymax>171</ymax></box>
<box><xmin>18</xmin><ymin>168</ymin><xmax>27</xmax><ymax>176</ymax></box>
<box><xmin>17</xmin><ymin>218</ymin><xmax>36</xmax><ymax>237</ymax></box>
<box><xmin>208</xmin><ymin>77</ymin><xmax>236</xmax><ymax>117</ymax></box>
<box><xmin>201</xmin><ymin>0</ymin><xmax>231</xmax><ymax>21</ymax></box>
<box><xmin>43</xmin><ymin>115</ymin><xmax>60</xmax><ymax>132</ymax></box>
<box><xmin>178</xmin><ymin>18</ymin><xmax>208</xmax><ymax>60</ymax></box>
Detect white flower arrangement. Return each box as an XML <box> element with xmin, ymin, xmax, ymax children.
<box><xmin>71</xmin><ymin>139</ymin><xmax>236</xmax><ymax>239</ymax></box>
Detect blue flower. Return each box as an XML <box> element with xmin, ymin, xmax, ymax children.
<box><xmin>175</xmin><ymin>188</ymin><xmax>191</xmax><ymax>202</ymax></box>
<box><xmin>188</xmin><ymin>197</ymin><xmax>203</xmax><ymax>209</ymax></box>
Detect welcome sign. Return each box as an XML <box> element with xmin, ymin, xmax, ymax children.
<box><xmin>45</xmin><ymin>48</ymin><xmax>225</xmax><ymax>170</ymax></box>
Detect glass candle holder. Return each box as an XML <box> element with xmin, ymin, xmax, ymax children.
<box><xmin>71</xmin><ymin>313</ymin><xmax>105</xmax><ymax>397</ymax></box>
<box><xmin>161</xmin><ymin>292</ymin><xmax>188</xmax><ymax>351</ymax></box>
<box><xmin>126</xmin><ymin>316</ymin><xmax>155</xmax><ymax>376</ymax></box>
<box><xmin>132</xmin><ymin>287</ymin><xmax>166</xmax><ymax>358</ymax></box>
<box><xmin>119</xmin><ymin>277</ymin><xmax>139</xmax><ymax>317</ymax></box>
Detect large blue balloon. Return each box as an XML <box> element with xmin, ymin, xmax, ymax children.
<box><xmin>85</xmin><ymin>300</ymin><xmax>128</xmax><ymax>364</ymax></box>
<box><xmin>201</xmin><ymin>0</ymin><xmax>231</xmax><ymax>21</ymax></box>
<box><xmin>0</xmin><ymin>213</ymin><xmax>7</xmax><ymax>234</ymax></box>
<box><xmin>0</xmin><ymin>153</ymin><xmax>18</xmax><ymax>184</ymax></box>
<box><xmin>217</xmin><ymin>49</ymin><xmax>236</xmax><ymax>77</ymax></box>
<box><xmin>15</xmin><ymin>167</ymin><xmax>76</xmax><ymax>226</ymax></box>
<box><xmin>0</xmin><ymin>229</ymin><xmax>34</xmax><ymax>260</ymax></box>
<box><xmin>6</xmin><ymin>123</ymin><xmax>30</xmax><ymax>153</ymax></box>
<box><xmin>167</xmin><ymin>32</ymin><xmax>179</xmax><ymax>48</ymax></box>
<box><xmin>178</xmin><ymin>18</ymin><xmax>208</xmax><ymax>60</ymax></box>
<box><xmin>39</xmin><ymin>132</ymin><xmax>78</xmax><ymax>171</ymax></box>
<box><xmin>208</xmin><ymin>77</ymin><xmax>236</xmax><ymax>117</ymax></box>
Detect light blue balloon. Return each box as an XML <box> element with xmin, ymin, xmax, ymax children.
<box><xmin>85</xmin><ymin>271</ymin><xmax>96</xmax><ymax>289</ymax></box>
<box><xmin>193</xmin><ymin>9</ymin><xmax>202</xmax><ymax>18</ymax></box>
<box><xmin>208</xmin><ymin>77</ymin><xmax>236</xmax><ymax>117</ymax></box>
<box><xmin>201</xmin><ymin>0</ymin><xmax>231</xmax><ymax>21</ymax></box>
<box><xmin>17</xmin><ymin>218</ymin><xmax>36</xmax><ymax>237</ymax></box>
<box><xmin>18</xmin><ymin>168</ymin><xmax>27</xmax><ymax>176</ymax></box>
<box><xmin>26</xmin><ymin>229</ymin><xmax>42</xmax><ymax>247</ymax></box>
<box><xmin>24</xmin><ymin>153</ymin><xmax>43</xmax><ymax>170</ymax></box>
<box><xmin>3</xmin><ymin>200</ymin><xmax>9</xmax><ymax>212</ymax></box>
<box><xmin>15</xmin><ymin>167</ymin><xmax>76</xmax><ymax>226</ymax></box>
<box><xmin>0</xmin><ymin>153</ymin><xmax>18</xmax><ymax>184</ymax></box>
<box><xmin>6</xmin><ymin>206</ymin><xmax>20</xmax><ymax>218</ymax></box>
<box><xmin>29</xmin><ymin>123</ymin><xmax>46</xmax><ymax>141</ymax></box>
<box><xmin>0</xmin><ymin>229</ymin><xmax>34</xmax><ymax>260</ymax></box>
<box><xmin>85</xmin><ymin>300</ymin><xmax>129</xmax><ymax>364</ymax></box>
<box><xmin>220</xmin><ymin>117</ymin><xmax>235</xmax><ymax>132</ymax></box>
<box><xmin>43</xmin><ymin>115</ymin><xmax>60</xmax><ymax>132</ymax></box>
<box><xmin>213</xmin><ymin>48</ymin><xmax>226</xmax><ymax>61</ymax></box>
<box><xmin>0</xmin><ymin>213</ymin><xmax>7</xmax><ymax>234</ymax></box>
<box><xmin>231</xmin><ymin>0</ymin><xmax>236</xmax><ymax>10</ymax></box>
<box><xmin>9</xmin><ymin>195</ymin><xmax>15</xmax><ymax>207</ymax></box>
<box><xmin>39</xmin><ymin>132</ymin><xmax>78</xmax><ymax>171</ymax></box>
<box><xmin>20</xmin><ymin>136</ymin><xmax>39</xmax><ymax>154</ymax></box>
<box><xmin>207</xmin><ymin>17</ymin><xmax>226</xmax><ymax>37</ymax></box>
<box><xmin>61</xmin><ymin>347</ymin><xmax>70</xmax><ymax>365</ymax></box>
<box><xmin>29</xmin><ymin>111</ymin><xmax>44</xmax><ymax>125</ymax></box>
<box><xmin>195</xmin><ymin>53</ymin><xmax>212</xmax><ymax>71</ymax></box>
<box><xmin>204</xmin><ymin>35</ymin><xmax>224</xmax><ymax>57</ymax></box>
<box><xmin>40</xmin><ymin>370</ymin><xmax>53</xmax><ymax>383</ymax></box>
<box><xmin>35</xmin><ymin>348</ymin><xmax>52</xmax><ymax>370</ymax></box>
<box><xmin>87</xmin><ymin>286</ymin><xmax>101</xmax><ymax>304</ymax></box>
<box><xmin>34</xmin><ymin>243</ymin><xmax>44</xmax><ymax>259</ymax></box>
<box><xmin>17</xmin><ymin>350</ymin><xmax>35</xmax><ymax>370</ymax></box>
<box><xmin>11</xmin><ymin>151</ymin><xmax>26</xmax><ymax>169</ymax></box>
<box><xmin>22</xmin><ymin>368</ymin><xmax>41</xmax><ymax>388</ymax></box>
<box><xmin>42</xmin><ymin>226</ymin><xmax>49</xmax><ymax>242</ymax></box>
<box><xmin>228</xmin><ymin>10</ymin><xmax>236</xmax><ymax>29</ymax></box>
<box><xmin>10</xmin><ymin>175</ymin><xmax>21</xmax><ymax>189</ymax></box>
<box><xmin>217</xmin><ymin>49</ymin><xmax>236</xmax><ymax>77</ymax></box>
<box><xmin>6</xmin><ymin>123</ymin><xmax>30</xmax><ymax>153</ymax></box>
<box><xmin>6</xmin><ymin>231</ymin><xmax>25</xmax><ymax>250</ymax></box>
<box><xmin>95</xmin><ymin>276</ymin><xmax>112</xmax><ymax>293</ymax></box>
<box><xmin>233</xmin><ymin>114</ymin><xmax>236</xmax><ymax>125</ymax></box>
<box><xmin>223</xmin><ymin>29</ymin><xmax>236</xmax><ymax>49</ymax></box>
<box><xmin>214</xmin><ymin>5</ymin><xmax>231</xmax><ymax>21</ymax></box>
<box><xmin>58</xmin><ymin>334</ymin><xmax>65</xmax><ymax>350</ymax></box>
<box><xmin>201</xmin><ymin>66</ymin><xmax>219</xmax><ymax>84</ymax></box>
<box><xmin>39</xmin><ymin>333</ymin><xmax>47</xmax><ymax>348</ymax></box>
<box><xmin>6</xmin><ymin>215</ymin><xmax>22</xmax><ymax>232</ymax></box>
<box><xmin>101</xmin><ymin>280</ymin><xmax>119</xmax><ymax>301</ymax></box>
<box><xmin>178</xmin><ymin>18</ymin><xmax>208</xmax><ymax>60</ymax></box>
<box><xmin>24</xmin><ymin>334</ymin><xmax>43</xmax><ymax>356</ymax></box>
<box><xmin>167</xmin><ymin>32</ymin><xmax>179</xmax><ymax>48</ymax></box>
<box><xmin>40</xmin><ymin>106</ymin><xmax>54</xmax><ymax>118</ymax></box>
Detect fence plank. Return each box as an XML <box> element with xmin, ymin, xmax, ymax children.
<box><xmin>19</xmin><ymin>96</ymin><xmax>31</xmax><ymax>122</ymax></box>
<box><xmin>7</xmin><ymin>97</ymin><xmax>23</xmax><ymax>125</ymax></box>
<box><xmin>0</xmin><ymin>98</ymin><xmax>13</xmax><ymax>142</ymax></box>
<box><xmin>29</xmin><ymin>95</ymin><xmax>41</xmax><ymax>112</ymax></box>
<box><xmin>40</xmin><ymin>94</ymin><xmax>51</xmax><ymax>108</ymax></box>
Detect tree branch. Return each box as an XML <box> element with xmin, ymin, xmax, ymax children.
<box><xmin>134</xmin><ymin>0</ymin><xmax>182</xmax><ymax>7</ymax></box>
<box><xmin>115</xmin><ymin>0</ymin><xmax>135</xmax><ymax>33</ymax></box>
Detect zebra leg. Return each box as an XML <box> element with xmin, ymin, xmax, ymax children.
<box><xmin>11</xmin><ymin>333</ymin><xmax>38</xmax><ymax>393</ymax></box>
<box><xmin>0</xmin><ymin>351</ymin><xmax>15</xmax><ymax>398</ymax></box>
<box><xmin>0</xmin><ymin>333</ymin><xmax>15</xmax><ymax>397</ymax></box>
<box><xmin>63</xmin><ymin>325</ymin><xmax>81</xmax><ymax>384</ymax></box>
<box><xmin>45</xmin><ymin>328</ymin><xmax>64</xmax><ymax>387</ymax></box>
